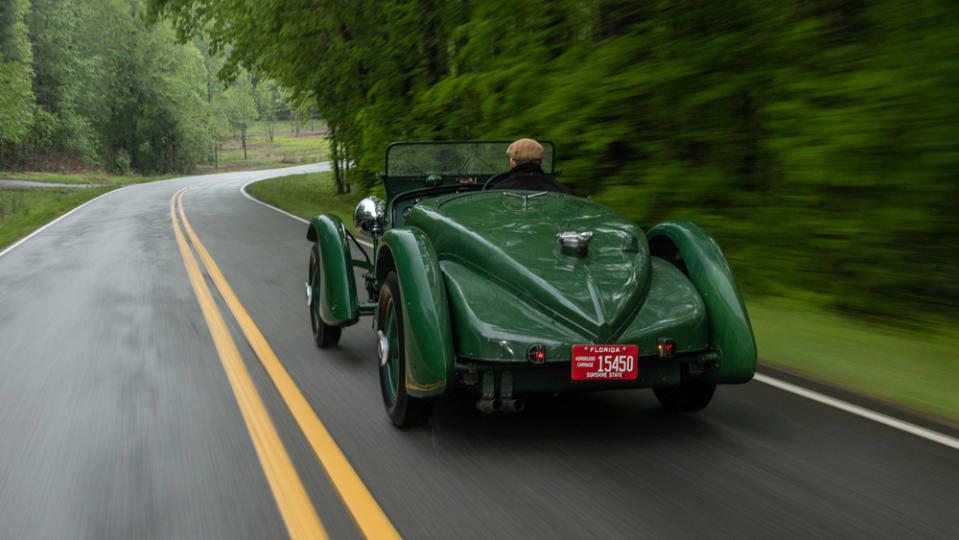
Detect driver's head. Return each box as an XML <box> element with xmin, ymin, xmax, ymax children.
<box><xmin>507</xmin><ymin>138</ymin><xmax>544</xmax><ymax>168</ymax></box>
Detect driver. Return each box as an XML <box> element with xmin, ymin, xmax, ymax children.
<box><xmin>493</xmin><ymin>138</ymin><xmax>573</xmax><ymax>194</ymax></box>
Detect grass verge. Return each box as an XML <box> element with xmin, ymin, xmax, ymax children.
<box><xmin>0</xmin><ymin>168</ymin><xmax>178</xmax><ymax>251</ymax></box>
<box><xmin>1</xmin><ymin>171</ymin><xmax>173</xmax><ymax>185</ymax></box>
<box><xmin>196</xmin><ymin>120</ymin><xmax>330</xmax><ymax>173</ymax></box>
<box><xmin>244</xmin><ymin>171</ymin><xmax>363</xmax><ymax>227</ymax></box>
<box><xmin>749</xmin><ymin>297</ymin><xmax>959</xmax><ymax>425</ymax></box>
<box><xmin>248</xmin><ymin>171</ymin><xmax>959</xmax><ymax>427</ymax></box>
<box><xmin>0</xmin><ymin>186</ymin><xmax>114</xmax><ymax>249</ymax></box>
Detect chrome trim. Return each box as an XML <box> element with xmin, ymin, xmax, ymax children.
<box><xmin>556</xmin><ymin>231</ymin><xmax>594</xmax><ymax>248</ymax></box>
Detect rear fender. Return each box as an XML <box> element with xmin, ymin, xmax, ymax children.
<box><xmin>648</xmin><ymin>220</ymin><xmax>756</xmax><ymax>383</ymax></box>
<box><xmin>307</xmin><ymin>215</ymin><xmax>359</xmax><ymax>326</ymax></box>
<box><xmin>376</xmin><ymin>228</ymin><xmax>454</xmax><ymax>398</ymax></box>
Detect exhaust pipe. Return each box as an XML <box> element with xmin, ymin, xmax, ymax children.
<box><xmin>476</xmin><ymin>398</ymin><xmax>526</xmax><ymax>414</ymax></box>
<box><xmin>476</xmin><ymin>399</ymin><xmax>504</xmax><ymax>414</ymax></box>
<box><xmin>503</xmin><ymin>398</ymin><xmax>526</xmax><ymax>413</ymax></box>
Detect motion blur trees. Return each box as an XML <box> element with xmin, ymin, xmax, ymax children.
<box><xmin>149</xmin><ymin>0</ymin><xmax>959</xmax><ymax>320</ymax></box>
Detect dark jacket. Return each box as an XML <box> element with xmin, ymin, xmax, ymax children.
<box><xmin>495</xmin><ymin>162</ymin><xmax>573</xmax><ymax>194</ymax></box>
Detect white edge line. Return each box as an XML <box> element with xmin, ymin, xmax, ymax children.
<box><xmin>241</xmin><ymin>178</ymin><xmax>375</xmax><ymax>249</ymax></box>
<box><xmin>754</xmin><ymin>373</ymin><xmax>959</xmax><ymax>450</ymax></box>
<box><xmin>239</xmin><ymin>176</ymin><xmax>958</xmax><ymax>452</ymax></box>
<box><xmin>0</xmin><ymin>184</ymin><xmax>134</xmax><ymax>259</ymax></box>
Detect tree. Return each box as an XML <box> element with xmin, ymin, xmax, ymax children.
<box><xmin>0</xmin><ymin>0</ymin><xmax>34</xmax><ymax>161</ymax></box>
<box><xmin>7</xmin><ymin>0</ymin><xmax>217</xmax><ymax>173</ymax></box>
<box><xmin>254</xmin><ymin>78</ymin><xmax>281</xmax><ymax>143</ymax></box>
<box><xmin>217</xmin><ymin>70</ymin><xmax>257</xmax><ymax>160</ymax></box>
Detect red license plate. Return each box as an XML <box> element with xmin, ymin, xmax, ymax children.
<box><xmin>571</xmin><ymin>345</ymin><xmax>639</xmax><ymax>381</ymax></box>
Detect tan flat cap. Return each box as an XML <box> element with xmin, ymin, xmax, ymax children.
<box><xmin>507</xmin><ymin>138</ymin><xmax>544</xmax><ymax>160</ymax></box>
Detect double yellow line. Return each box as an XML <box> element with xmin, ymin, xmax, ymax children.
<box><xmin>171</xmin><ymin>185</ymin><xmax>400</xmax><ymax>540</ymax></box>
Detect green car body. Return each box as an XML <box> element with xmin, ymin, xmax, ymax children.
<box><xmin>306</xmin><ymin>141</ymin><xmax>755</xmax><ymax>426</ymax></box>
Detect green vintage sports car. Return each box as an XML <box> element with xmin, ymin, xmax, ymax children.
<box><xmin>306</xmin><ymin>141</ymin><xmax>756</xmax><ymax>427</ymax></box>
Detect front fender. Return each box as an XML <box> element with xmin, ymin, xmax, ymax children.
<box><xmin>376</xmin><ymin>228</ymin><xmax>454</xmax><ymax>398</ymax></box>
<box><xmin>307</xmin><ymin>214</ymin><xmax>358</xmax><ymax>326</ymax></box>
<box><xmin>648</xmin><ymin>220</ymin><xmax>756</xmax><ymax>383</ymax></box>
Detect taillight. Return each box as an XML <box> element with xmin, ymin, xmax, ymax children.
<box><xmin>527</xmin><ymin>344</ymin><xmax>545</xmax><ymax>364</ymax></box>
<box><xmin>657</xmin><ymin>339</ymin><xmax>676</xmax><ymax>358</ymax></box>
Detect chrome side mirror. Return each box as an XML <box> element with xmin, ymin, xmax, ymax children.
<box><xmin>353</xmin><ymin>196</ymin><xmax>386</xmax><ymax>237</ymax></box>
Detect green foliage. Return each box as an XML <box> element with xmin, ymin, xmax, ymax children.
<box><xmin>149</xmin><ymin>0</ymin><xmax>959</xmax><ymax>323</ymax></box>
<box><xmin>3</xmin><ymin>0</ymin><xmax>303</xmax><ymax>174</ymax></box>
<box><xmin>0</xmin><ymin>0</ymin><xmax>34</xmax><ymax>151</ymax></box>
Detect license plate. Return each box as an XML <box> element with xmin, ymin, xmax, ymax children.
<box><xmin>571</xmin><ymin>345</ymin><xmax>639</xmax><ymax>381</ymax></box>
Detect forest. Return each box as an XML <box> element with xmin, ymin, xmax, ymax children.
<box><xmin>0</xmin><ymin>0</ymin><xmax>301</xmax><ymax>176</ymax></box>
<box><xmin>5</xmin><ymin>0</ymin><xmax>958</xmax><ymax>322</ymax></box>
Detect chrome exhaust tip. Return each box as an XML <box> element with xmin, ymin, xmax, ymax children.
<box><xmin>476</xmin><ymin>398</ymin><xmax>525</xmax><ymax>414</ymax></box>
<box><xmin>476</xmin><ymin>398</ymin><xmax>504</xmax><ymax>414</ymax></box>
<box><xmin>503</xmin><ymin>398</ymin><xmax>526</xmax><ymax>413</ymax></box>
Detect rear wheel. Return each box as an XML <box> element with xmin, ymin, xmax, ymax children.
<box><xmin>377</xmin><ymin>271</ymin><xmax>432</xmax><ymax>427</ymax></box>
<box><xmin>308</xmin><ymin>244</ymin><xmax>342</xmax><ymax>348</ymax></box>
<box><xmin>653</xmin><ymin>381</ymin><xmax>716</xmax><ymax>412</ymax></box>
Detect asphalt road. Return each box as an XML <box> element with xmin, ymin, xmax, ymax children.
<box><xmin>0</xmin><ymin>166</ymin><xmax>956</xmax><ymax>539</ymax></box>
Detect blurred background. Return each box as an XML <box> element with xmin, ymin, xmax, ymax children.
<box><xmin>165</xmin><ymin>0</ymin><xmax>959</xmax><ymax>325</ymax></box>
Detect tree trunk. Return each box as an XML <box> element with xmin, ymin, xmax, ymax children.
<box><xmin>330</xmin><ymin>125</ymin><xmax>345</xmax><ymax>194</ymax></box>
<box><xmin>242</xmin><ymin>128</ymin><xmax>248</xmax><ymax>160</ymax></box>
<box><xmin>342</xmin><ymin>147</ymin><xmax>351</xmax><ymax>193</ymax></box>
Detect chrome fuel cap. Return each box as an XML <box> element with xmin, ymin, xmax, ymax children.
<box><xmin>556</xmin><ymin>231</ymin><xmax>594</xmax><ymax>257</ymax></box>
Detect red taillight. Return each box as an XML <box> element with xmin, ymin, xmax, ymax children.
<box><xmin>528</xmin><ymin>344</ymin><xmax>545</xmax><ymax>364</ymax></box>
<box><xmin>658</xmin><ymin>339</ymin><xmax>676</xmax><ymax>358</ymax></box>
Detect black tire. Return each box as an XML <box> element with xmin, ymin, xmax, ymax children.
<box><xmin>653</xmin><ymin>381</ymin><xmax>716</xmax><ymax>412</ymax></box>
<box><xmin>308</xmin><ymin>244</ymin><xmax>342</xmax><ymax>348</ymax></box>
<box><xmin>377</xmin><ymin>271</ymin><xmax>433</xmax><ymax>427</ymax></box>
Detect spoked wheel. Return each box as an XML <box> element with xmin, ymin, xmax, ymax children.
<box><xmin>653</xmin><ymin>381</ymin><xmax>716</xmax><ymax>412</ymax></box>
<box><xmin>377</xmin><ymin>271</ymin><xmax>433</xmax><ymax>427</ymax></box>
<box><xmin>308</xmin><ymin>244</ymin><xmax>341</xmax><ymax>348</ymax></box>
